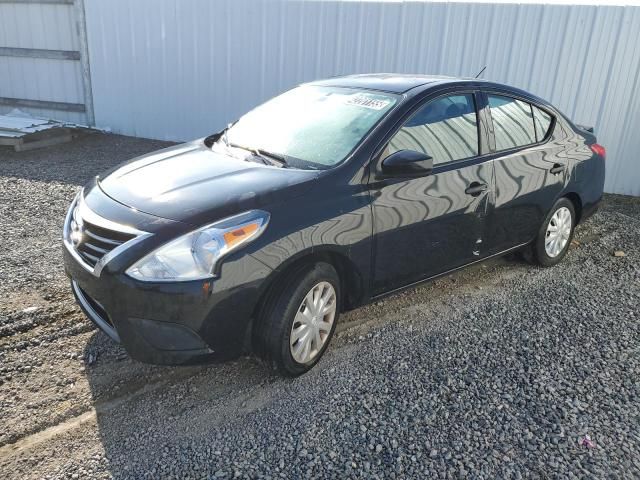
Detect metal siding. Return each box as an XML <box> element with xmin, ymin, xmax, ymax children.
<box><xmin>76</xmin><ymin>0</ymin><xmax>640</xmax><ymax>195</ymax></box>
<box><xmin>0</xmin><ymin>1</ymin><xmax>88</xmax><ymax>123</ymax></box>
<box><xmin>0</xmin><ymin>2</ymin><xmax>79</xmax><ymax>50</ymax></box>
<box><xmin>0</xmin><ymin>56</ymin><xmax>83</xmax><ymax>103</ymax></box>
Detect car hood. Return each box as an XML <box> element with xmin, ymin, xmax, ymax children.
<box><xmin>97</xmin><ymin>140</ymin><xmax>320</xmax><ymax>225</ymax></box>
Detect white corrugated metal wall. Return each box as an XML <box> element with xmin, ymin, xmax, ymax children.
<box><xmin>0</xmin><ymin>0</ymin><xmax>92</xmax><ymax>124</ymax></box>
<box><xmin>83</xmin><ymin>0</ymin><xmax>640</xmax><ymax>196</ymax></box>
<box><xmin>11</xmin><ymin>0</ymin><xmax>640</xmax><ymax>195</ymax></box>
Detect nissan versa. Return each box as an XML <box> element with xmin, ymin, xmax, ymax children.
<box><xmin>63</xmin><ymin>74</ymin><xmax>605</xmax><ymax>375</ymax></box>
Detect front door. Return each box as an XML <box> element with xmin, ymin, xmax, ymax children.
<box><xmin>370</xmin><ymin>92</ymin><xmax>494</xmax><ymax>295</ymax></box>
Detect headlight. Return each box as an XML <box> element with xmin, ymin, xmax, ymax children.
<box><xmin>126</xmin><ymin>210</ymin><xmax>270</xmax><ymax>282</ymax></box>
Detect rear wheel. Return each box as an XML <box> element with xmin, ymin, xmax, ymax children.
<box><xmin>254</xmin><ymin>262</ymin><xmax>340</xmax><ymax>376</ymax></box>
<box><xmin>526</xmin><ymin>197</ymin><xmax>576</xmax><ymax>267</ymax></box>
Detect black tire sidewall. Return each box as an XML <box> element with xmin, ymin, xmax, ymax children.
<box><xmin>535</xmin><ymin>198</ymin><xmax>576</xmax><ymax>267</ymax></box>
<box><xmin>263</xmin><ymin>262</ymin><xmax>341</xmax><ymax>376</ymax></box>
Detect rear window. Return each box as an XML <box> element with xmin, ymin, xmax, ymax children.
<box><xmin>488</xmin><ymin>95</ymin><xmax>536</xmax><ymax>151</ymax></box>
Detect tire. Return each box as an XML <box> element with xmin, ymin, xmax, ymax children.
<box><xmin>526</xmin><ymin>197</ymin><xmax>576</xmax><ymax>267</ymax></box>
<box><xmin>254</xmin><ymin>262</ymin><xmax>341</xmax><ymax>376</ymax></box>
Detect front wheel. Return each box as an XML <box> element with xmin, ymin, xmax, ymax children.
<box><xmin>527</xmin><ymin>197</ymin><xmax>576</xmax><ymax>267</ymax></box>
<box><xmin>254</xmin><ymin>262</ymin><xmax>340</xmax><ymax>376</ymax></box>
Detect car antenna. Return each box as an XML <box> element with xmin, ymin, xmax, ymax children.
<box><xmin>474</xmin><ymin>66</ymin><xmax>487</xmax><ymax>79</ymax></box>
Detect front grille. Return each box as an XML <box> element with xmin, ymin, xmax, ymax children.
<box><xmin>74</xmin><ymin>217</ymin><xmax>136</xmax><ymax>268</ymax></box>
<box><xmin>65</xmin><ymin>195</ymin><xmax>144</xmax><ymax>274</ymax></box>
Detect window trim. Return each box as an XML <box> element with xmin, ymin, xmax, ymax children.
<box><xmin>374</xmin><ymin>89</ymin><xmax>484</xmax><ymax>172</ymax></box>
<box><xmin>482</xmin><ymin>89</ymin><xmax>556</xmax><ymax>156</ymax></box>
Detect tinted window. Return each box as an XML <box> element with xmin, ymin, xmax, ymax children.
<box><xmin>532</xmin><ymin>105</ymin><xmax>553</xmax><ymax>141</ymax></box>
<box><xmin>386</xmin><ymin>94</ymin><xmax>479</xmax><ymax>165</ymax></box>
<box><xmin>488</xmin><ymin>95</ymin><xmax>536</xmax><ymax>151</ymax></box>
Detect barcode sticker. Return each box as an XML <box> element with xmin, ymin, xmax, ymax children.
<box><xmin>345</xmin><ymin>94</ymin><xmax>391</xmax><ymax>110</ymax></box>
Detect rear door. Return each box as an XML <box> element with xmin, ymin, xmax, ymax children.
<box><xmin>370</xmin><ymin>91</ymin><xmax>494</xmax><ymax>295</ymax></box>
<box><xmin>483</xmin><ymin>91</ymin><xmax>565</xmax><ymax>253</ymax></box>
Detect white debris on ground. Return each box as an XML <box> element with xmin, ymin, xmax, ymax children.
<box><xmin>0</xmin><ymin>109</ymin><xmax>95</xmax><ymax>152</ymax></box>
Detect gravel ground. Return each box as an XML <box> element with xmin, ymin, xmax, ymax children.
<box><xmin>1</xmin><ymin>133</ymin><xmax>639</xmax><ymax>479</ymax></box>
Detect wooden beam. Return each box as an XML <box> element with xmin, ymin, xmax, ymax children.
<box><xmin>14</xmin><ymin>128</ymin><xmax>74</xmax><ymax>152</ymax></box>
<box><xmin>75</xmin><ymin>0</ymin><xmax>95</xmax><ymax>125</ymax></box>
<box><xmin>0</xmin><ymin>0</ymin><xmax>73</xmax><ymax>5</ymax></box>
<box><xmin>0</xmin><ymin>97</ymin><xmax>86</xmax><ymax>113</ymax></box>
<box><xmin>0</xmin><ymin>47</ymin><xmax>80</xmax><ymax>61</ymax></box>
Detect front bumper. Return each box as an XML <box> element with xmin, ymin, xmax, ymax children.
<box><xmin>64</xmin><ymin>237</ymin><xmax>273</xmax><ymax>366</ymax></box>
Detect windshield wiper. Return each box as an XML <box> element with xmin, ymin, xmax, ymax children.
<box><xmin>229</xmin><ymin>143</ymin><xmax>288</xmax><ymax>167</ymax></box>
<box><xmin>255</xmin><ymin>148</ymin><xmax>287</xmax><ymax>166</ymax></box>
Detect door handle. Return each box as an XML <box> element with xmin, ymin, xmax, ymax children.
<box><xmin>465</xmin><ymin>182</ymin><xmax>488</xmax><ymax>197</ymax></box>
<box><xmin>550</xmin><ymin>163</ymin><xmax>565</xmax><ymax>175</ymax></box>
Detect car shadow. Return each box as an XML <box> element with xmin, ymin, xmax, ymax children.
<box><xmin>81</xmin><ymin>329</ymin><xmax>281</xmax><ymax>478</ymax></box>
<box><xmin>78</xmin><ymin>254</ymin><xmax>525</xmax><ymax>478</ymax></box>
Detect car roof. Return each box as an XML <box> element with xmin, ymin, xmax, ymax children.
<box><xmin>308</xmin><ymin>73</ymin><xmax>472</xmax><ymax>94</ymax></box>
<box><xmin>307</xmin><ymin>73</ymin><xmax>553</xmax><ymax>108</ymax></box>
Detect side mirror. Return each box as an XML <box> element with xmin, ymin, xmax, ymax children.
<box><xmin>380</xmin><ymin>150</ymin><xmax>434</xmax><ymax>178</ymax></box>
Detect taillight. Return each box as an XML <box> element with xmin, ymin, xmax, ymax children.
<box><xmin>590</xmin><ymin>143</ymin><xmax>606</xmax><ymax>158</ymax></box>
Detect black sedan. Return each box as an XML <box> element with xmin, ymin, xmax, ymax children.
<box><xmin>63</xmin><ymin>74</ymin><xmax>605</xmax><ymax>375</ymax></box>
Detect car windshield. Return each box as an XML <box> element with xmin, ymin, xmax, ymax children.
<box><xmin>220</xmin><ymin>86</ymin><xmax>398</xmax><ymax>169</ymax></box>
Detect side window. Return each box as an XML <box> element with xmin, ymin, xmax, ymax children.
<box><xmin>532</xmin><ymin>105</ymin><xmax>553</xmax><ymax>141</ymax></box>
<box><xmin>386</xmin><ymin>94</ymin><xmax>479</xmax><ymax>165</ymax></box>
<box><xmin>488</xmin><ymin>95</ymin><xmax>536</xmax><ymax>151</ymax></box>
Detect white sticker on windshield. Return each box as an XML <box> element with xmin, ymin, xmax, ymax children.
<box><xmin>345</xmin><ymin>94</ymin><xmax>391</xmax><ymax>110</ymax></box>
